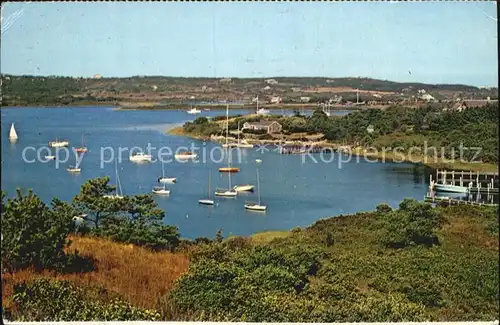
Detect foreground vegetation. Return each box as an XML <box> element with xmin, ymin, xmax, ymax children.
<box><xmin>2</xmin><ymin>179</ymin><xmax>498</xmax><ymax>321</ymax></box>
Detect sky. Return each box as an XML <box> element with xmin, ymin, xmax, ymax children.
<box><xmin>1</xmin><ymin>1</ymin><xmax>498</xmax><ymax>86</ymax></box>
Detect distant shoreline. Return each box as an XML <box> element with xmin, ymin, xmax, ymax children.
<box><xmin>167</xmin><ymin>124</ymin><xmax>498</xmax><ymax>173</ymax></box>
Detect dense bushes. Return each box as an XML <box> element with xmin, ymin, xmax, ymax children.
<box><xmin>380</xmin><ymin>199</ymin><xmax>445</xmax><ymax>248</ymax></box>
<box><xmin>1</xmin><ymin>190</ymin><xmax>75</xmax><ymax>272</ymax></box>
<box><xmin>11</xmin><ymin>278</ymin><xmax>160</xmax><ymax>321</ymax></box>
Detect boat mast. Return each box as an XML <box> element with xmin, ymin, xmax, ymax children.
<box><xmin>208</xmin><ymin>171</ymin><xmax>212</xmax><ymax>199</ymax></box>
<box><xmin>115</xmin><ymin>159</ymin><xmax>123</xmax><ymax>196</ymax></box>
<box><xmin>257</xmin><ymin>168</ymin><xmax>261</xmax><ymax>205</ymax></box>
<box><xmin>237</xmin><ymin>120</ymin><xmax>240</xmax><ymax>145</ymax></box>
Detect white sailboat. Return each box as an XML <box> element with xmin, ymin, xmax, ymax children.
<box><xmin>152</xmin><ymin>183</ymin><xmax>170</xmax><ymax>195</ymax></box>
<box><xmin>244</xmin><ymin>168</ymin><xmax>267</xmax><ymax>211</ymax></box>
<box><xmin>158</xmin><ymin>161</ymin><xmax>176</xmax><ymax>183</ymax></box>
<box><xmin>130</xmin><ymin>152</ymin><xmax>153</xmax><ymax>163</ymax></box>
<box><xmin>104</xmin><ymin>160</ymin><xmax>124</xmax><ymax>199</ymax></box>
<box><xmin>67</xmin><ymin>152</ymin><xmax>82</xmax><ymax>173</ymax></box>
<box><xmin>219</xmin><ymin>105</ymin><xmax>240</xmax><ymax>172</ymax></box>
<box><xmin>187</xmin><ymin>105</ymin><xmax>201</xmax><ymax>114</ymax></box>
<box><xmin>215</xmin><ymin>149</ymin><xmax>238</xmax><ymax>197</ymax></box>
<box><xmin>48</xmin><ymin>138</ymin><xmax>69</xmax><ymax>148</ymax></box>
<box><xmin>199</xmin><ymin>171</ymin><xmax>215</xmax><ymax>205</ymax></box>
<box><xmin>9</xmin><ymin>123</ymin><xmax>18</xmax><ymax>141</ymax></box>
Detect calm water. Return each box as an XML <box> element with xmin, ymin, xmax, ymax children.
<box><xmin>1</xmin><ymin>106</ymin><xmax>430</xmax><ymax>239</ymax></box>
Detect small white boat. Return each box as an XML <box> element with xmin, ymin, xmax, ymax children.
<box><xmin>215</xmin><ymin>188</ymin><xmax>237</xmax><ymax>197</ymax></box>
<box><xmin>104</xmin><ymin>159</ymin><xmax>124</xmax><ymax>199</ymax></box>
<box><xmin>222</xmin><ymin>143</ymin><xmax>237</xmax><ymax>148</ymax></box>
<box><xmin>244</xmin><ymin>202</ymin><xmax>267</xmax><ymax>211</ymax></box>
<box><xmin>255</xmin><ymin>96</ymin><xmax>270</xmax><ymax>115</ymax></box>
<box><xmin>233</xmin><ymin>184</ymin><xmax>254</xmax><ymax>192</ymax></box>
<box><xmin>67</xmin><ymin>166</ymin><xmax>81</xmax><ymax>173</ymax></box>
<box><xmin>244</xmin><ymin>168</ymin><xmax>266</xmax><ymax>211</ymax></box>
<box><xmin>256</xmin><ymin>108</ymin><xmax>270</xmax><ymax>115</ymax></box>
<box><xmin>49</xmin><ymin>140</ymin><xmax>69</xmax><ymax>148</ymax></box>
<box><xmin>152</xmin><ymin>185</ymin><xmax>170</xmax><ymax>195</ymax></box>
<box><xmin>203</xmin><ymin>108</ymin><xmax>211</xmax><ymax>111</ymax></box>
<box><xmin>256</xmin><ymin>159</ymin><xmax>262</xmax><ymax>164</ymax></box>
<box><xmin>158</xmin><ymin>161</ymin><xmax>176</xmax><ymax>183</ymax></box>
<box><xmin>434</xmin><ymin>183</ymin><xmax>469</xmax><ymax>193</ymax></box>
<box><xmin>9</xmin><ymin>123</ymin><xmax>18</xmax><ymax>141</ymax></box>
<box><xmin>187</xmin><ymin>107</ymin><xmax>201</xmax><ymax>114</ymax></box>
<box><xmin>45</xmin><ymin>155</ymin><xmax>56</xmax><ymax>160</ymax></box>
<box><xmin>175</xmin><ymin>152</ymin><xmax>197</xmax><ymax>160</ymax></box>
<box><xmin>199</xmin><ymin>171</ymin><xmax>214</xmax><ymax>205</ymax></box>
<box><xmin>129</xmin><ymin>152</ymin><xmax>152</xmax><ymax>163</ymax></box>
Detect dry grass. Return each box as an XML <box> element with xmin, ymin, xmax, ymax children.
<box><xmin>2</xmin><ymin>235</ymin><xmax>190</xmax><ymax>310</ymax></box>
<box><xmin>250</xmin><ymin>230</ymin><xmax>290</xmax><ymax>245</ymax></box>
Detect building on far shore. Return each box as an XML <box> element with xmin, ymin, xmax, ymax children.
<box><xmin>269</xmin><ymin>96</ymin><xmax>282</xmax><ymax>104</ymax></box>
<box><xmin>445</xmin><ymin>99</ymin><xmax>498</xmax><ymax>112</ymax></box>
<box><xmin>265</xmin><ymin>79</ymin><xmax>278</xmax><ymax>85</ymax></box>
<box><xmin>300</xmin><ymin>96</ymin><xmax>311</xmax><ymax>103</ymax></box>
<box><xmin>93</xmin><ymin>74</ymin><xmax>102</xmax><ymax>79</ymax></box>
<box><xmin>242</xmin><ymin>121</ymin><xmax>282</xmax><ymax>134</ymax></box>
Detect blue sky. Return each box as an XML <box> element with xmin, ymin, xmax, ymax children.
<box><xmin>1</xmin><ymin>1</ymin><xmax>497</xmax><ymax>86</ymax></box>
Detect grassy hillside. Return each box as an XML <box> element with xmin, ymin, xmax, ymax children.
<box><xmin>2</xmin><ymin>235</ymin><xmax>190</xmax><ymax>314</ymax></box>
<box><xmin>167</xmin><ymin>203</ymin><xmax>498</xmax><ymax>321</ymax></box>
<box><xmin>2</xmin><ymin>74</ymin><xmax>497</xmax><ymax>106</ymax></box>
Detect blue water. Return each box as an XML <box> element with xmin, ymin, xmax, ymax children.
<box><xmin>1</xmin><ymin>106</ymin><xmax>429</xmax><ymax>239</ymax></box>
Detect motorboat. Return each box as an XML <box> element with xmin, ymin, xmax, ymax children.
<box><xmin>233</xmin><ymin>184</ymin><xmax>254</xmax><ymax>192</ymax></box>
<box><xmin>129</xmin><ymin>152</ymin><xmax>153</xmax><ymax>163</ymax></box>
<box><xmin>175</xmin><ymin>151</ymin><xmax>197</xmax><ymax>160</ymax></box>
<box><xmin>49</xmin><ymin>140</ymin><xmax>69</xmax><ymax>148</ymax></box>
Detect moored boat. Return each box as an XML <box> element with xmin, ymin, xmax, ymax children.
<box><xmin>215</xmin><ymin>188</ymin><xmax>237</xmax><ymax>197</ymax></box>
<box><xmin>233</xmin><ymin>184</ymin><xmax>254</xmax><ymax>192</ymax></box>
<box><xmin>45</xmin><ymin>155</ymin><xmax>56</xmax><ymax>160</ymax></box>
<box><xmin>187</xmin><ymin>106</ymin><xmax>201</xmax><ymax>114</ymax></box>
<box><xmin>67</xmin><ymin>166</ymin><xmax>81</xmax><ymax>173</ymax></box>
<box><xmin>49</xmin><ymin>140</ymin><xmax>69</xmax><ymax>148</ymax></box>
<box><xmin>434</xmin><ymin>183</ymin><xmax>469</xmax><ymax>193</ymax></box>
<box><xmin>175</xmin><ymin>151</ymin><xmax>197</xmax><ymax>160</ymax></box>
<box><xmin>104</xmin><ymin>159</ymin><xmax>124</xmax><ymax>199</ymax></box>
<box><xmin>9</xmin><ymin>123</ymin><xmax>18</xmax><ymax>141</ymax></box>
<box><xmin>130</xmin><ymin>152</ymin><xmax>153</xmax><ymax>163</ymax></box>
<box><xmin>244</xmin><ymin>168</ymin><xmax>266</xmax><ymax>211</ymax></box>
<box><xmin>152</xmin><ymin>185</ymin><xmax>170</xmax><ymax>195</ymax></box>
<box><xmin>199</xmin><ymin>171</ymin><xmax>214</xmax><ymax>205</ymax></box>
<box><xmin>219</xmin><ymin>167</ymin><xmax>240</xmax><ymax>173</ymax></box>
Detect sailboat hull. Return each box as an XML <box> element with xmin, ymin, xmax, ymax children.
<box><xmin>215</xmin><ymin>190</ymin><xmax>237</xmax><ymax>197</ymax></box>
<box><xmin>198</xmin><ymin>199</ymin><xmax>214</xmax><ymax>205</ymax></box>
<box><xmin>152</xmin><ymin>188</ymin><xmax>170</xmax><ymax>195</ymax></box>
<box><xmin>219</xmin><ymin>167</ymin><xmax>240</xmax><ymax>173</ymax></box>
<box><xmin>244</xmin><ymin>204</ymin><xmax>267</xmax><ymax>211</ymax></box>
<box><xmin>233</xmin><ymin>185</ymin><xmax>254</xmax><ymax>192</ymax></box>
<box><xmin>159</xmin><ymin>177</ymin><xmax>177</xmax><ymax>184</ymax></box>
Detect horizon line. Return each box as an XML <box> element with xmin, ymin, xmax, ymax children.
<box><xmin>2</xmin><ymin>73</ymin><xmax>497</xmax><ymax>89</ymax></box>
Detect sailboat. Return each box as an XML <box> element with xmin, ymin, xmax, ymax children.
<box><xmin>158</xmin><ymin>160</ymin><xmax>177</xmax><ymax>183</ymax></box>
<box><xmin>244</xmin><ymin>168</ymin><xmax>267</xmax><ymax>211</ymax></box>
<box><xmin>152</xmin><ymin>183</ymin><xmax>170</xmax><ymax>195</ymax></box>
<box><xmin>9</xmin><ymin>123</ymin><xmax>18</xmax><ymax>141</ymax></box>
<box><xmin>199</xmin><ymin>171</ymin><xmax>215</xmax><ymax>205</ymax></box>
<box><xmin>49</xmin><ymin>137</ymin><xmax>69</xmax><ymax>148</ymax></box>
<box><xmin>67</xmin><ymin>153</ymin><xmax>82</xmax><ymax>173</ymax></box>
<box><xmin>235</xmin><ymin>120</ymin><xmax>253</xmax><ymax>148</ymax></box>
<box><xmin>187</xmin><ymin>105</ymin><xmax>201</xmax><ymax>114</ymax></box>
<box><xmin>103</xmin><ymin>159</ymin><xmax>124</xmax><ymax>199</ymax></box>
<box><xmin>76</xmin><ymin>134</ymin><xmax>88</xmax><ymax>153</ymax></box>
<box><xmin>219</xmin><ymin>104</ymin><xmax>240</xmax><ymax>173</ymax></box>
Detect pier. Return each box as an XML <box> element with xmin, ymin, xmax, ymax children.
<box><xmin>431</xmin><ymin>169</ymin><xmax>499</xmax><ymax>194</ymax></box>
<box><xmin>428</xmin><ymin>169</ymin><xmax>499</xmax><ymax>206</ymax></box>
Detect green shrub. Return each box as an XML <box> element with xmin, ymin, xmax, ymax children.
<box><xmin>10</xmin><ymin>278</ymin><xmax>160</xmax><ymax>321</ymax></box>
